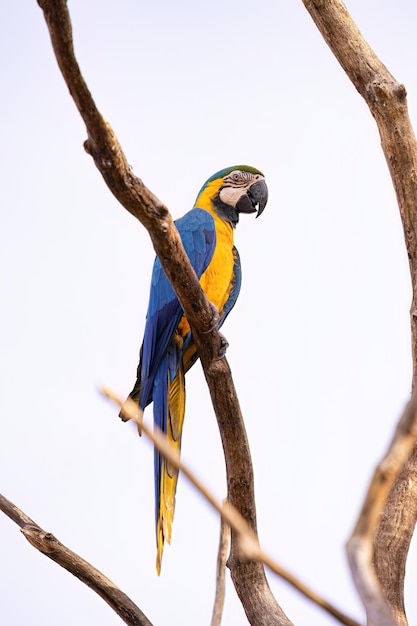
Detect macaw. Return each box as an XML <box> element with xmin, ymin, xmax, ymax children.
<box><xmin>123</xmin><ymin>165</ymin><xmax>268</xmax><ymax>573</ymax></box>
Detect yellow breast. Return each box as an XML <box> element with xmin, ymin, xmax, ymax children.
<box><xmin>199</xmin><ymin>216</ymin><xmax>234</xmax><ymax>311</ymax></box>
<box><xmin>177</xmin><ymin>210</ymin><xmax>235</xmax><ymax>337</ymax></box>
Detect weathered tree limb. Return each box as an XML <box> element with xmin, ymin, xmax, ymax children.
<box><xmin>0</xmin><ymin>493</ymin><xmax>38</xmax><ymax>528</ymax></box>
<box><xmin>372</xmin><ymin>430</ymin><xmax>417</xmax><ymax>625</ymax></box>
<box><xmin>346</xmin><ymin>397</ymin><xmax>417</xmax><ymax>626</ymax></box>
<box><xmin>36</xmin><ymin>1</ymin><xmax>291</xmax><ymax>624</ymax></box>
<box><xmin>0</xmin><ymin>493</ymin><xmax>152</xmax><ymax>626</ymax></box>
<box><xmin>301</xmin><ymin>1</ymin><xmax>417</xmax><ymax>384</ymax></box>
<box><xmin>301</xmin><ymin>2</ymin><xmax>417</xmax><ymax>624</ymax></box>
<box><xmin>107</xmin><ymin>389</ymin><xmax>362</xmax><ymax>626</ymax></box>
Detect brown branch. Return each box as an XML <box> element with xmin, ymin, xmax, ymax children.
<box><xmin>36</xmin><ymin>0</ymin><xmax>214</xmax><ymax>338</ymax></box>
<box><xmin>109</xmin><ymin>390</ymin><xmax>362</xmax><ymax>626</ymax></box>
<box><xmin>0</xmin><ymin>493</ymin><xmax>152</xmax><ymax>626</ymax></box>
<box><xmin>301</xmin><ymin>1</ymin><xmax>417</xmax><ymax>386</ymax></box>
<box><xmin>372</xmin><ymin>411</ymin><xmax>417</xmax><ymax>626</ymax></box>
<box><xmin>36</xmin><ymin>1</ymin><xmax>290</xmax><ymax>624</ymax></box>
<box><xmin>301</xmin><ymin>3</ymin><xmax>417</xmax><ymax>624</ymax></box>
<box><xmin>373</xmin><ymin>448</ymin><xmax>417</xmax><ymax>626</ymax></box>
<box><xmin>346</xmin><ymin>397</ymin><xmax>417</xmax><ymax>626</ymax></box>
<box><xmin>211</xmin><ymin>507</ymin><xmax>230</xmax><ymax>626</ymax></box>
<box><xmin>0</xmin><ymin>493</ymin><xmax>38</xmax><ymax>528</ymax></box>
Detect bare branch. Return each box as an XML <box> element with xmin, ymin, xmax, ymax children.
<box><xmin>346</xmin><ymin>397</ymin><xmax>417</xmax><ymax>626</ymax></box>
<box><xmin>36</xmin><ymin>0</ymin><xmax>215</xmax><ymax>338</ymax></box>
<box><xmin>300</xmin><ymin>2</ymin><xmax>417</xmax><ymax>624</ymax></box>
<box><xmin>300</xmin><ymin>0</ymin><xmax>417</xmax><ymax>386</ymax></box>
<box><xmin>211</xmin><ymin>505</ymin><xmax>230</xmax><ymax>626</ymax></box>
<box><xmin>0</xmin><ymin>493</ymin><xmax>152</xmax><ymax>626</ymax></box>
<box><xmin>108</xmin><ymin>391</ymin><xmax>264</xmax><ymax>558</ymax></box>
<box><xmin>109</xmin><ymin>389</ymin><xmax>362</xmax><ymax>626</ymax></box>
<box><xmin>0</xmin><ymin>493</ymin><xmax>38</xmax><ymax>528</ymax></box>
<box><xmin>373</xmin><ymin>443</ymin><xmax>417</xmax><ymax>626</ymax></box>
<box><xmin>35</xmin><ymin>1</ymin><xmax>292</xmax><ymax>623</ymax></box>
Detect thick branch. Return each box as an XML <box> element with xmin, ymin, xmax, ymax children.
<box><xmin>373</xmin><ymin>443</ymin><xmax>417</xmax><ymax>625</ymax></box>
<box><xmin>36</xmin><ymin>0</ymin><xmax>215</xmax><ymax>339</ymax></box>
<box><xmin>301</xmin><ymin>2</ymin><xmax>417</xmax><ymax>623</ymax></box>
<box><xmin>0</xmin><ymin>493</ymin><xmax>152</xmax><ymax>626</ymax></box>
<box><xmin>301</xmin><ymin>0</ymin><xmax>417</xmax><ymax>386</ymax></box>
<box><xmin>37</xmin><ymin>1</ymin><xmax>290</xmax><ymax>623</ymax></box>
<box><xmin>346</xmin><ymin>397</ymin><xmax>417</xmax><ymax>626</ymax></box>
<box><xmin>201</xmin><ymin>355</ymin><xmax>292</xmax><ymax>624</ymax></box>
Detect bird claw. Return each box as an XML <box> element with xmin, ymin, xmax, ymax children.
<box><xmin>119</xmin><ymin>403</ymin><xmax>144</xmax><ymax>436</ymax></box>
<box><xmin>200</xmin><ymin>303</ymin><xmax>228</xmax><ymax>360</ymax></box>
<box><xmin>214</xmin><ymin>333</ymin><xmax>229</xmax><ymax>361</ymax></box>
<box><xmin>203</xmin><ymin>302</ymin><xmax>221</xmax><ymax>333</ymax></box>
<box><xmin>136</xmin><ymin>413</ymin><xmax>144</xmax><ymax>437</ymax></box>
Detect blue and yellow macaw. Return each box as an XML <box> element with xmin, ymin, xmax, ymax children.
<box><xmin>123</xmin><ymin>165</ymin><xmax>268</xmax><ymax>573</ymax></box>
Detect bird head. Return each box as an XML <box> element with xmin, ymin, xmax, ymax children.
<box><xmin>194</xmin><ymin>165</ymin><xmax>268</xmax><ymax>227</ymax></box>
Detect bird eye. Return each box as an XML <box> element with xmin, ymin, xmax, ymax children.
<box><xmin>232</xmin><ymin>173</ymin><xmax>240</xmax><ymax>181</ymax></box>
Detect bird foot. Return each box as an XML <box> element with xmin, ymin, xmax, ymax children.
<box><xmin>119</xmin><ymin>402</ymin><xmax>144</xmax><ymax>436</ymax></box>
<box><xmin>201</xmin><ymin>302</ymin><xmax>228</xmax><ymax>360</ymax></box>
<box><xmin>135</xmin><ymin>410</ymin><xmax>144</xmax><ymax>436</ymax></box>
<box><xmin>203</xmin><ymin>302</ymin><xmax>221</xmax><ymax>333</ymax></box>
<box><xmin>213</xmin><ymin>333</ymin><xmax>229</xmax><ymax>361</ymax></box>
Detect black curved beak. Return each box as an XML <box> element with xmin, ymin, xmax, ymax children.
<box><xmin>236</xmin><ymin>179</ymin><xmax>268</xmax><ymax>218</ymax></box>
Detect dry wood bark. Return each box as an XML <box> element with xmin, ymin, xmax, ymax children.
<box><xmin>26</xmin><ymin>1</ymin><xmax>417</xmax><ymax>624</ymax></box>
<box><xmin>36</xmin><ymin>0</ymin><xmax>292</xmax><ymax>624</ymax></box>
<box><xmin>301</xmin><ymin>1</ymin><xmax>417</xmax><ymax>625</ymax></box>
<box><xmin>211</xmin><ymin>507</ymin><xmax>230</xmax><ymax>626</ymax></box>
<box><xmin>0</xmin><ymin>493</ymin><xmax>153</xmax><ymax>626</ymax></box>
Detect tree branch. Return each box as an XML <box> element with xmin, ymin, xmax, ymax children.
<box><xmin>300</xmin><ymin>0</ymin><xmax>417</xmax><ymax>386</ymax></box>
<box><xmin>108</xmin><ymin>389</ymin><xmax>362</xmax><ymax>626</ymax></box>
<box><xmin>0</xmin><ymin>493</ymin><xmax>152</xmax><ymax>626</ymax></box>
<box><xmin>36</xmin><ymin>1</ymin><xmax>289</xmax><ymax>623</ymax></box>
<box><xmin>211</xmin><ymin>507</ymin><xmax>230</xmax><ymax>626</ymax></box>
<box><xmin>301</xmin><ymin>2</ymin><xmax>417</xmax><ymax>624</ymax></box>
<box><xmin>346</xmin><ymin>397</ymin><xmax>417</xmax><ymax>626</ymax></box>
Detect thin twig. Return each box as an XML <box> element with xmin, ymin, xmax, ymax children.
<box><xmin>0</xmin><ymin>492</ymin><xmax>153</xmax><ymax>626</ymax></box>
<box><xmin>113</xmin><ymin>390</ymin><xmax>260</xmax><ymax>554</ymax></box>
<box><xmin>106</xmin><ymin>387</ymin><xmax>363</xmax><ymax>626</ymax></box>
<box><xmin>211</xmin><ymin>505</ymin><xmax>230</xmax><ymax>626</ymax></box>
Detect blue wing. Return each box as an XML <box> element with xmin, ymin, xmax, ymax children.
<box><xmin>137</xmin><ymin>208</ymin><xmax>216</xmax><ymax>409</ymax></box>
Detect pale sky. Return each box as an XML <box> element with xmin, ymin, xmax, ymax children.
<box><xmin>1</xmin><ymin>1</ymin><xmax>417</xmax><ymax>625</ymax></box>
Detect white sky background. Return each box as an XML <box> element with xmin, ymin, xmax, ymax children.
<box><xmin>1</xmin><ymin>1</ymin><xmax>416</xmax><ymax>624</ymax></box>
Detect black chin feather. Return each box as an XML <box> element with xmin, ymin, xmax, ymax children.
<box><xmin>212</xmin><ymin>195</ymin><xmax>239</xmax><ymax>226</ymax></box>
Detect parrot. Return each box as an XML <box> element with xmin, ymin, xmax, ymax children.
<box><xmin>122</xmin><ymin>165</ymin><xmax>268</xmax><ymax>573</ymax></box>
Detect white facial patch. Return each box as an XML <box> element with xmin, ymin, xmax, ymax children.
<box><xmin>219</xmin><ymin>185</ymin><xmax>247</xmax><ymax>207</ymax></box>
